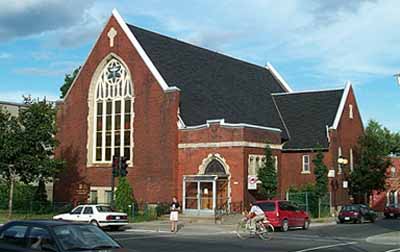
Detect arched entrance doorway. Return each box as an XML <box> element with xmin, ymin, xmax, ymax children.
<box><xmin>183</xmin><ymin>157</ymin><xmax>230</xmax><ymax>216</ymax></box>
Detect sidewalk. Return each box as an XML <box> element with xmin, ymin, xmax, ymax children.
<box><xmin>124</xmin><ymin>219</ymin><xmax>337</xmax><ymax>235</ymax></box>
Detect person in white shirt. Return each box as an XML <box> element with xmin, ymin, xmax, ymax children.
<box><xmin>247</xmin><ymin>201</ymin><xmax>266</xmax><ymax>231</ymax></box>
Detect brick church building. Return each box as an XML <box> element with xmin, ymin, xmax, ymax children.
<box><xmin>54</xmin><ymin>10</ymin><xmax>364</xmax><ymax>215</ymax></box>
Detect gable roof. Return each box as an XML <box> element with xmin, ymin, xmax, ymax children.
<box><xmin>127</xmin><ymin>24</ymin><xmax>290</xmax><ymax>137</ymax></box>
<box><xmin>272</xmin><ymin>89</ymin><xmax>344</xmax><ymax>150</ymax></box>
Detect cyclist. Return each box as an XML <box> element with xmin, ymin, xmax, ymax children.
<box><xmin>247</xmin><ymin>201</ymin><xmax>266</xmax><ymax>231</ymax></box>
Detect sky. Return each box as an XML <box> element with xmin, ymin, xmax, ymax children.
<box><xmin>0</xmin><ymin>0</ymin><xmax>399</xmax><ymax>131</ymax></box>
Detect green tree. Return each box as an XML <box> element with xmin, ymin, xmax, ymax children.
<box><xmin>312</xmin><ymin>148</ymin><xmax>328</xmax><ymax>218</ymax></box>
<box><xmin>115</xmin><ymin>177</ymin><xmax>134</xmax><ymax>213</ymax></box>
<box><xmin>258</xmin><ymin>144</ymin><xmax>277</xmax><ymax>199</ymax></box>
<box><xmin>18</xmin><ymin>96</ymin><xmax>64</xmax><ymax>183</ymax></box>
<box><xmin>0</xmin><ymin>97</ymin><xmax>63</xmax><ymax>217</ymax></box>
<box><xmin>60</xmin><ymin>66</ymin><xmax>81</xmax><ymax>98</ymax></box>
<box><xmin>0</xmin><ymin>108</ymin><xmax>23</xmax><ymax>217</ymax></box>
<box><xmin>350</xmin><ymin>120</ymin><xmax>392</xmax><ymax>203</ymax></box>
<box><xmin>312</xmin><ymin>148</ymin><xmax>328</xmax><ymax>198</ymax></box>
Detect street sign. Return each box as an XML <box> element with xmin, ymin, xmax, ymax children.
<box><xmin>328</xmin><ymin>170</ymin><xmax>335</xmax><ymax>178</ymax></box>
<box><xmin>343</xmin><ymin>181</ymin><xmax>348</xmax><ymax>188</ymax></box>
<box><xmin>248</xmin><ymin>176</ymin><xmax>257</xmax><ymax>190</ymax></box>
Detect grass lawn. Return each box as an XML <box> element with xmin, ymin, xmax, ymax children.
<box><xmin>0</xmin><ymin>210</ymin><xmax>159</xmax><ymax>224</ymax></box>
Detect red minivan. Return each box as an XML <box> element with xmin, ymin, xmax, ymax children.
<box><xmin>256</xmin><ymin>200</ymin><xmax>310</xmax><ymax>232</ymax></box>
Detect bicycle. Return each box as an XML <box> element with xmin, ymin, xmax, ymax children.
<box><xmin>236</xmin><ymin>217</ymin><xmax>274</xmax><ymax>240</ymax></box>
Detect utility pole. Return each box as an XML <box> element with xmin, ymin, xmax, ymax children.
<box><xmin>8</xmin><ymin>164</ymin><xmax>15</xmax><ymax>219</ymax></box>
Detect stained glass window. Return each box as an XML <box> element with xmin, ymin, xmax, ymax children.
<box><xmin>94</xmin><ymin>58</ymin><xmax>133</xmax><ymax>162</ymax></box>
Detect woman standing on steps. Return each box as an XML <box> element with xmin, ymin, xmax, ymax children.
<box><xmin>170</xmin><ymin>196</ymin><xmax>180</xmax><ymax>232</ymax></box>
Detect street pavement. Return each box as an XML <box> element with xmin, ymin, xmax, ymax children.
<box><xmin>109</xmin><ymin>217</ymin><xmax>400</xmax><ymax>252</ymax></box>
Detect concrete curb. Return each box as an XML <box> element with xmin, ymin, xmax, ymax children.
<box><xmin>310</xmin><ymin>221</ymin><xmax>337</xmax><ymax>228</ymax></box>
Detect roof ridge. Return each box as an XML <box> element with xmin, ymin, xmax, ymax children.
<box><xmin>127</xmin><ymin>23</ymin><xmax>271</xmax><ymax>73</ymax></box>
<box><xmin>271</xmin><ymin>87</ymin><xmax>344</xmax><ymax>96</ymax></box>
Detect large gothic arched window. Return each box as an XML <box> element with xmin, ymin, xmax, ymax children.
<box><xmin>93</xmin><ymin>58</ymin><xmax>133</xmax><ymax>162</ymax></box>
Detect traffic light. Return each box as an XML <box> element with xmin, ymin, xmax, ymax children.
<box><xmin>112</xmin><ymin>156</ymin><xmax>120</xmax><ymax>177</ymax></box>
<box><xmin>120</xmin><ymin>157</ymin><xmax>128</xmax><ymax>177</ymax></box>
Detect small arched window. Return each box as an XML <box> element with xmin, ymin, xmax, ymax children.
<box><xmin>93</xmin><ymin>58</ymin><xmax>133</xmax><ymax>162</ymax></box>
<box><xmin>205</xmin><ymin>160</ymin><xmax>226</xmax><ymax>175</ymax></box>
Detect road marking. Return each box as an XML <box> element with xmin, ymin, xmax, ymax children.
<box><xmin>384</xmin><ymin>249</ymin><xmax>400</xmax><ymax>252</ymax></box>
<box><xmin>116</xmin><ymin>235</ymin><xmax>172</xmax><ymax>241</ymax></box>
<box><xmin>292</xmin><ymin>242</ymin><xmax>357</xmax><ymax>252</ymax></box>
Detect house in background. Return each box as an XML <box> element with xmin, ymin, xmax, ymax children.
<box><xmin>54</xmin><ymin>9</ymin><xmax>364</xmax><ymax>215</ymax></box>
<box><xmin>371</xmin><ymin>155</ymin><xmax>400</xmax><ymax>211</ymax></box>
<box><xmin>0</xmin><ymin>100</ymin><xmax>54</xmax><ymax>201</ymax></box>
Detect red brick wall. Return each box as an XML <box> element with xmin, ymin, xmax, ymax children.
<box><xmin>179</xmin><ymin>123</ymin><xmax>281</xmax><ymax>144</ymax></box>
<box><xmin>328</xmin><ymin>86</ymin><xmax>364</xmax><ymax>205</ymax></box>
<box><xmin>177</xmin><ymin>123</ymin><xmax>282</xmax><ymax>206</ymax></box>
<box><xmin>54</xmin><ymin>15</ymin><xmax>180</xmax><ymax>204</ymax></box>
<box><xmin>279</xmin><ymin>86</ymin><xmax>363</xmax><ymax>206</ymax></box>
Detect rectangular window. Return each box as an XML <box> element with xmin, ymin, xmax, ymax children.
<box><xmin>302</xmin><ymin>155</ymin><xmax>310</xmax><ymax>173</ymax></box>
<box><xmin>90</xmin><ymin>191</ymin><xmax>98</xmax><ymax>204</ymax></box>
<box><xmin>274</xmin><ymin>156</ymin><xmax>278</xmax><ymax>172</ymax></box>
<box><xmin>125</xmin><ymin>99</ymin><xmax>131</xmax><ymax>113</ymax></box>
<box><xmin>349</xmin><ymin>104</ymin><xmax>353</xmax><ymax>119</ymax></box>
<box><xmin>105</xmin><ymin>191</ymin><xmax>112</xmax><ymax>204</ymax></box>
<box><xmin>350</xmin><ymin>148</ymin><xmax>354</xmax><ymax>172</ymax></box>
<box><xmin>338</xmin><ymin>147</ymin><xmax>343</xmax><ymax>174</ymax></box>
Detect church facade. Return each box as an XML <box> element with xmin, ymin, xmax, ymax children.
<box><xmin>54</xmin><ymin>10</ymin><xmax>364</xmax><ymax>215</ymax></box>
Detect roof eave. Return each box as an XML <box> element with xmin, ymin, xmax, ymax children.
<box><xmin>266</xmin><ymin>62</ymin><xmax>293</xmax><ymax>93</ymax></box>
<box><xmin>330</xmin><ymin>81</ymin><xmax>352</xmax><ymax>130</ymax></box>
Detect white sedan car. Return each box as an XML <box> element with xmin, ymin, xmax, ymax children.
<box><xmin>53</xmin><ymin>204</ymin><xmax>128</xmax><ymax>230</ymax></box>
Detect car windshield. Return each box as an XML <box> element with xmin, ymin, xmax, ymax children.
<box><xmin>96</xmin><ymin>205</ymin><xmax>114</xmax><ymax>212</ymax></box>
<box><xmin>342</xmin><ymin>205</ymin><xmax>360</xmax><ymax>211</ymax></box>
<box><xmin>53</xmin><ymin>224</ymin><xmax>120</xmax><ymax>251</ymax></box>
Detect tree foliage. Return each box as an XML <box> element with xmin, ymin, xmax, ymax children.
<box><xmin>60</xmin><ymin>66</ymin><xmax>81</xmax><ymax>98</ymax></box>
<box><xmin>312</xmin><ymin>148</ymin><xmax>329</xmax><ymax>198</ymax></box>
<box><xmin>115</xmin><ymin>177</ymin><xmax>134</xmax><ymax>213</ymax></box>
<box><xmin>17</xmin><ymin>96</ymin><xmax>64</xmax><ymax>183</ymax></box>
<box><xmin>0</xmin><ymin>108</ymin><xmax>22</xmax><ymax>178</ymax></box>
<box><xmin>258</xmin><ymin>144</ymin><xmax>277</xmax><ymax>199</ymax></box>
<box><xmin>0</xmin><ymin>97</ymin><xmax>63</xmax><ymax>214</ymax></box>
<box><xmin>350</xmin><ymin>120</ymin><xmax>392</xmax><ymax>202</ymax></box>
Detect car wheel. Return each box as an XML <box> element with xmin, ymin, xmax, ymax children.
<box><xmin>303</xmin><ymin>219</ymin><xmax>310</xmax><ymax>230</ymax></box>
<box><xmin>371</xmin><ymin>217</ymin><xmax>376</xmax><ymax>223</ymax></box>
<box><xmin>90</xmin><ymin>220</ymin><xmax>99</xmax><ymax>227</ymax></box>
<box><xmin>281</xmin><ymin>219</ymin><xmax>289</xmax><ymax>232</ymax></box>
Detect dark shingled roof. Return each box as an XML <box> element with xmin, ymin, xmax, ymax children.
<box><xmin>127</xmin><ymin>24</ymin><xmax>289</xmax><ymax>138</ymax></box>
<box><xmin>272</xmin><ymin>89</ymin><xmax>344</xmax><ymax>150</ymax></box>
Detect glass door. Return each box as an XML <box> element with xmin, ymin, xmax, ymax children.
<box><xmin>185</xmin><ymin>182</ymin><xmax>198</xmax><ymax>210</ymax></box>
<box><xmin>200</xmin><ymin>182</ymin><xmax>213</xmax><ymax>210</ymax></box>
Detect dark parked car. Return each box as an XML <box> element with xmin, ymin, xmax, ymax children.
<box><xmin>338</xmin><ymin>204</ymin><xmax>377</xmax><ymax>224</ymax></box>
<box><xmin>384</xmin><ymin>204</ymin><xmax>400</xmax><ymax>218</ymax></box>
<box><xmin>256</xmin><ymin>200</ymin><xmax>310</xmax><ymax>232</ymax></box>
<box><xmin>0</xmin><ymin>220</ymin><xmax>127</xmax><ymax>252</ymax></box>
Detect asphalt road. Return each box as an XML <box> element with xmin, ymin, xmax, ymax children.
<box><xmin>109</xmin><ymin>218</ymin><xmax>400</xmax><ymax>252</ymax></box>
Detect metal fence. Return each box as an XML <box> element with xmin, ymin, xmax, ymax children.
<box><xmin>286</xmin><ymin>192</ymin><xmax>332</xmax><ymax>218</ymax></box>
